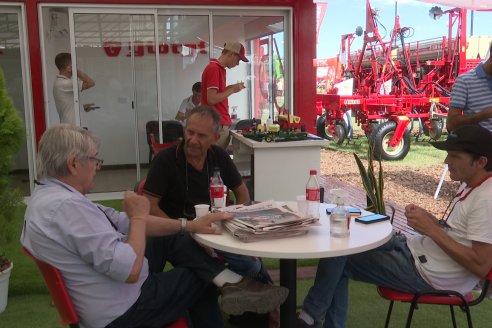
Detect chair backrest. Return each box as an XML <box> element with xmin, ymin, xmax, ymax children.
<box><xmin>235</xmin><ymin>119</ymin><xmax>254</xmax><ymax>131</ymax></box>
<box><xmin>134</xmin><ymin>178</ymin><xmax>146</xmax><ymax>195</ymax></box>
<box><xmin>146</xmin><ymin>120</ymin><xmax>184</xmax><ymax>145</ymax></box>
<box><xmin>22</xmin><ymin>247</ymin><xmax>80</xmax><ymax>327</ymax></box>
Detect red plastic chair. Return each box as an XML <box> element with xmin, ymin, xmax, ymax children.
<box><xmin>377</xmin><ymin>266</ymin><xmax>492</xmax><ymax>328</ymax></box>
<box><xmin>23</xmin><ymin>247</ymin><xmax>188</xmax><ymax>328</ymax></box>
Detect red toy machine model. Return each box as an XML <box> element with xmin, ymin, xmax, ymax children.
<box><xmin>316</xmin><ymin>0</ymin><xmax>480</xmax><ymax>160</ymax></box>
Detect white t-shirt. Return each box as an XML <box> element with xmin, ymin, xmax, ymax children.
<box><xmin>178</xmin><ymin>95</ymin><xmax>199</xmax><ymax>115</ymax></box>
<box><xmin>407</xmin><ymin>177</ymin><xmax>492</xmax><ymax>295</ymax></box>
<box><xmin>53</xmin><ymin>75</ymin><xmax>81</xmax><ymax>125</ymax></box>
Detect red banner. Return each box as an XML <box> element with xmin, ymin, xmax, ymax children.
<box><xmin>315</xmin><ymin>2</ymin><xmax>328</xmax><ymax>44</ymax></box>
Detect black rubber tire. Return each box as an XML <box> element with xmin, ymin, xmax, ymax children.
<box><xmin>316</xmin><ymin>114</ymin><xmax>347</xmax><ymax>145</ymax></box>
<box><xmin>371</xmin><ymin>120</ymin><xmax>411</xmax><ymax>161</ymax></box>
<box><xmin>423</xmin><ymin>119</ymin><xmax>443</xmax><ymax>140</ymax></box>
<box><xmin>316</xmin><ymin>114</ymin><xmax>329</xmax><ymax>139</ymax></box>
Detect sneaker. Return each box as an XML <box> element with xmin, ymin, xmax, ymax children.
<box><xmin>220</xmin><ymin>277</ymin><xmax>288</xmax><ymax>315</ymax></box>
<box><xmin>296</xmin><ymin>313</ymin><xmax>322</xmax><ymax>328</ymax></box>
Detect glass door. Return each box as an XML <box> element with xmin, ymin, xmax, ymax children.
<box><xmin>69</xmin><ymin>10</ymin><xmax>158</xmax><ymax>192</ymax></box>
<box><xmin>0</xmin><ymin>5</ymin><xmax>35</xmax><ymax>196</ymax></box>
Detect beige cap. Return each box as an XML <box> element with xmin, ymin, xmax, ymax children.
<box><xmin>223</xmin><ymin>41</ymin><xmax>249</xmax><ymax>62</ymax></box>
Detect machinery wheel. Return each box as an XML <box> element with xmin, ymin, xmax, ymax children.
<box><xmin>371</xmin><ymin>121</ymin><xmax>411</xmax><ymax>161</ymax></box>
<box><xmin>265</xmin><ymin>135</ymin><xmax>274</xmax><ymax>143</ymax></box>
<box><xmin>423</xmin><ymin>119</ymin><xmax>443</xmax><ymax>140</ymax></box>
<box><xmin>316</xmin><ymin>114</ymin><xmax>347</xmax><ymax>145</ymax></box>
<box><xmin>331</xmin><ymin>123</ymin><xmax>346</xmax><ymax>145</ymax></box>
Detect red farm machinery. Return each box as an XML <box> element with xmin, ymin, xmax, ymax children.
<box><xmin>316</xmin><ymin>0</ymin><xmax>481</xmax><ymax>160</ymax></box>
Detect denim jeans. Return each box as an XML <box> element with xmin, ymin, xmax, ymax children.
<box><xmin>140</xmin><ymin>233</ymin><xmax>227</xmax><ymax>327</ymax></box>
<box><xmin>302</xmin><ymin>234</ymin><xmax>433</xmax><ymax>328</ymax></box>
<box><xmin>106</xmin><ymin>269</ymin><xmax>223</xmax><ymax>328</ymax></box>
<box><xmin>215</xmin><ymin>249</ymin><xmax>262</xmax><ymax>276</ymax></box>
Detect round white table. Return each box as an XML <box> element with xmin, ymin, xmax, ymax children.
<box><xmin>194</xmin><ymin>203</ymin><xmax>393</xmax><ymax>328</ymax></box>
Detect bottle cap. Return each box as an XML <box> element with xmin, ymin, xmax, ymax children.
<box><xmin>309</xmin><ymin>170</ymin><xmax>317</xmax><ymax>175</ymax></box>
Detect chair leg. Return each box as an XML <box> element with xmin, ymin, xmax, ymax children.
<box><xmin>461</xmin><ymin>304</ymin><xmax>473</xmax><ymax>328</ymax></box>
<box><xmin>449</xmin><ymin>305</ymin><xmax>457</xmax><ymax>328</ymax></box>
<box><xmin>384</xmin><ymin>301</ymin><xmax>394</xmax><ymax>328</ymax></box>
<box><xmin>405</xmin><ymin>302</ymin><xmax>418</xmax><ymax>328</ymax></box>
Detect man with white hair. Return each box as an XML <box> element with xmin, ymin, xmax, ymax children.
<box><xmin>21</xmin><ymin>124</ymin><xmax>287</xmax><ymax>328</ymax></box>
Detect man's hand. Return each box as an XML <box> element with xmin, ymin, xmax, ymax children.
<box><xmin>124</xmin><ymin>191</ymin><xmax>150</xmax><ymax>220</ymax></box>
<box><xmin>405</xmin><ymin>204</ymin><xmax>440</xmax><ymax>236</ymax></box>
<box><xmin>83</xmin><ymin>103</ymin><xmax>98</xmax><ymax>112</ymax></box>
<box><xmin>227</xmin><ymin>82</ymin><xmax>246</xmax><ymax>93</ymax></box>
<box><xmin>188</xmin><ymin>212</ymin><xmax>234</xmax><ymax>234</ymax></box>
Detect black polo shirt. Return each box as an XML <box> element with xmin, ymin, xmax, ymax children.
<box><xmin>144</xmin><ymin>142</ymin><xmax>242</xmax><ymax>219</ymax></box>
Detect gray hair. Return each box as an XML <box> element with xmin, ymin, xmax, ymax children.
<box><xmin>186</xmin><ymin>105</ymin><xmax>221</xmax><ymax>133</ymax></box>
<box><xmin>37</xmin><ymin>124</ymin><xmax>100</xmax><ymax>178</ymax></box>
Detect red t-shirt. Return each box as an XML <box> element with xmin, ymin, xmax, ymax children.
<box><xmin>201</xmin><ymin>59</ymin><xmax>231</xmax><ymax>126</ymax></box>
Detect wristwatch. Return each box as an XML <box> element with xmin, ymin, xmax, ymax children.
<box><xmin>178</xmin><ymin>218</ymin><xmax>187</xmax><ymax>235</ymax></box>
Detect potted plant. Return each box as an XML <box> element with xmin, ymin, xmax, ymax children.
<box><xmin>353</xmin><ymin>141</ymin><xmax>395</xmax><ymax>221</ymax></box>
<box><xmin>0</xmin><ymin>66</ymin><xmax>25</xmax><ymax>313</ymax></box>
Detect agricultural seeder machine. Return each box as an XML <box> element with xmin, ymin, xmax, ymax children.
<box><xmin>316</xmin><ymin>0</ymin><xmax>481</xmax><ymax>160</ymax></box>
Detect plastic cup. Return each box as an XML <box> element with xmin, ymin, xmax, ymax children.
<box><xmin>296</xmin><ymin>195</ymin><xmax>308</xmax><ymax>216</ymax></box>
<box><xmin>194</xmin><ymin>204</ymin><xmax>210</xmax><ymax>218</ymax></box>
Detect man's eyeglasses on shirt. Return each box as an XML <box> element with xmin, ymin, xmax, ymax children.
<box><xmin>87</xmin><ymin>156</ymin><xmax>104</xmax><ymax>169</ymax></box>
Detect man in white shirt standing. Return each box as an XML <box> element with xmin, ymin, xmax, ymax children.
<box><xmin>175</xmin><ymin>82</ymin><xmax>201</xmax><ymax>122</ymax></box>
<box><xmin>53</xmin><ymin>52</ymin><xmax>96</xmax><ymax>125</ymax></box>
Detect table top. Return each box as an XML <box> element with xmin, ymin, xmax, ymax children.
<box><xmin>230</xmin><ymin>130</ymin><xmax>328</xmax><ymax>149</ymax></box>
<box><xmin>193</xmin><ymin>203</ymin><xmax>393</xmax><ymax>259</ymax></box>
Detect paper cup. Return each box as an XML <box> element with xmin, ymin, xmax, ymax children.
<box><xmin>194</xmin><ymin>204</ymin><xmax>210</xmax><ymax>218</ymax></box>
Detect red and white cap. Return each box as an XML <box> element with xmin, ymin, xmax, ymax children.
<box><xmin>223</xmin><ymin>41</ymin><xmax>249</xmax><ymax>62</ymax></box>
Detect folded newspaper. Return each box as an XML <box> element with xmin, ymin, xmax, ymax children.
<box><xmin>218</xmin><ymin>201</ymin><xmax>320</xmax><ymax>242</ymax></box>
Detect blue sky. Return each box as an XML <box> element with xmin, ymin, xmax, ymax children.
<box><xmin>316</xmin><ymin>0</ymin><xmax>491</xmax><ymax>58</ymax></box>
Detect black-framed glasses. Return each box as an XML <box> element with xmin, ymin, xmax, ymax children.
<box><xmin>87</xmin><ymin>156</ymin><xmax>104</xmax><ymax>169</ymax></box>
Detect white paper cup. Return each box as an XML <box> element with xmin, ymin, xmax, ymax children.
<box><xmin>194</xmin><ymin>204</ymin><xmax>210</xmax><ymax>218</ymax></box>
<box><xmin>296</xmin><ymin>195</ymin><xmax>308</xmax><ymax>216</ymax></box>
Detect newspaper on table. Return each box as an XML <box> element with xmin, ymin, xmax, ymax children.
<box><xmin>219</xmin><ymin>200</ymin><xmax>320</xmax><ymax>242</ymax></box>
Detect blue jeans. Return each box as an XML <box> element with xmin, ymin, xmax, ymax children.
<box><xmin>302</xmin><ymin>234</ymin><xmax>433</xmax><ymax>328</ymax></box>
<box><xmin>106</xmin><ymin>269</ymin><xmax>222</xmax><ymax>328</ymax></box>
<box><xmin>215</xmin><ymin>249</ymin><xmax>262</xmax><ymax>276</ymax></box>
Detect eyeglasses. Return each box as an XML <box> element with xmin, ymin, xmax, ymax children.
<box><xmin>87</xmin><ymin>156</ymin><xmax>104</xmax><ymax>169</ymax></box>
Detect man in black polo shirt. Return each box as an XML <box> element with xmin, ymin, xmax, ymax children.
<box><xmin>143</xmin><ymin>106</ymin><xmax>261</xmax><ymax>277</ymax></box>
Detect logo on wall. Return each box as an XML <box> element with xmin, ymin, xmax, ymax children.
<box><xmin>103</xmin><ymin>40</ymin><xmax>208</xmax><ymax>57</ymax></box>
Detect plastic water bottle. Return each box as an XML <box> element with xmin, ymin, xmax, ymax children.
<box><xmin>306</xmin><ymin>170</ymin><xmax>320</xmax><ymax>219</ymax></box>
<box><xmin>210</xmin><ymin>167</ymin><xmax>225</xmax><ymax>210</ymax></box>
<box><xmin>330</xmin><ymin>189</ymin><xmax>350</xmax><ymax>237</ymax></box>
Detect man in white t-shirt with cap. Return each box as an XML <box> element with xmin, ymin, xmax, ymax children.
<box><xmin>201</xmin><ymin>40</ymin><xmax>248</xmax><ymax>149</ymax></box>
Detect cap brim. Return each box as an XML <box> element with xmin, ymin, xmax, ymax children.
<box><xmin>239</xmin><ymin>54</ymin><xmax>249</xmax><ymax>62</ymax></box>
<box><xmin>430</xmin><ymin>141</ymin><xmax>462</xmax><ymax>152</ymax></box>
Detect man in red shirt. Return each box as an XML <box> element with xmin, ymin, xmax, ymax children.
<box><xmin>201</xmin><ymin>41</ymin><xmax>248</xmax><ymax>149</ymax></box>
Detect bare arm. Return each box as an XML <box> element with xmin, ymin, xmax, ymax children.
<box><xmin>145</xmin><ymin>211</ymin><xmax>234</xmax><ymax>236</ymax></box>
<box><xmin>77</xmin><ymin>69</ymin><xmax>95</xmax><ymax>91</ymax></box>
<box><xmin>446</xmin><ymin>107</ymin><xmax>492</xmax><ymax>131</ymax></box>
<box><xmin>233</xmin><ymin>182</ymin><xmax>250</xmax><ymax>205</ymax></box>
<box><xmin>143</xmin><ymin>191</ymin><xmax>170</xmax><ymax>218</ymax></box>
<box><xmin>175</xmin><ymin>111</ymin><xmax>186</xmax><ymax>121</ymax></box>
<box><xmin>405</xmin><ymin>204</ymin><xmax>492</xmax><ymax>277</ymax></box>
<box><xmin>123</xmin><ymin>192</ymin><xmax>149</xmax><ymax>283</ymax></box>
<box><xmin>206</xmin><ymin>82</ymin><xmax>245</xmax><ymax>105</ymax></box>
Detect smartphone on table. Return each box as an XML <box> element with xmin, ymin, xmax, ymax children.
<box><xmin>354</xmin><ymin>213</ymin><xmax>389</xmax><ymax>224</ymax></box>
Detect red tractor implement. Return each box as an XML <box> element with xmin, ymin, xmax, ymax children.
<box><xmin>316</xmin><ymin>0</ymin><xmax>480</xmax><ymax>160</ymax></box>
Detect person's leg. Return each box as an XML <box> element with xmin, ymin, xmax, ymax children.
<box><xmin>302</xmin><ymin>256</ymin><xmax>348</xmax><ymax>326</ymax></box>
<box><xmin>301</xmin><ymin>235</ymin><xmax>433</xmax><ymax>327</ymax></box>
<box><xmin>214</xmin><ymin>250</ymin><xmax>262</xmax><ymax>276</ymax></box>
<box><xmin>346</xmin><ymin>235</ymin><xmax>432</xmax><ymax>293</ymax></box>
<box><xmin>106</xmin><ymin>268</ymin><xmax>223</xmax><ymax>328</ymax></box>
